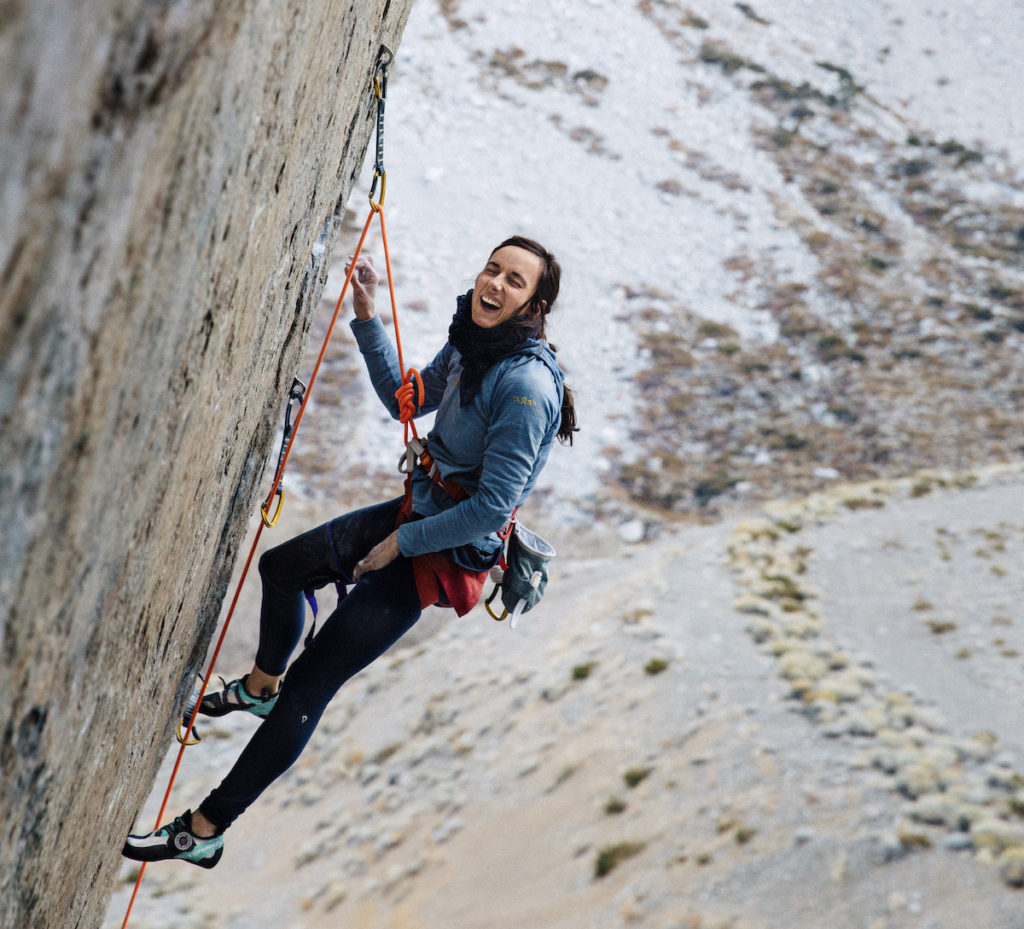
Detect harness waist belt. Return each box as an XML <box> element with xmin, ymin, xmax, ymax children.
<box><xmin>418</xmin><ymin>443</ymin><xmax>470</xmax><ymax>502</ymax></box>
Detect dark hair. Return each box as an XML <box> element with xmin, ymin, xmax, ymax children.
<box><xmin>492</xmin><ymin>235</ymin><xmax>578</xmax><ymax>445</ymax></box>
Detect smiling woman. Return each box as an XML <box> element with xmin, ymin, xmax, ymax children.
<box><xmin>122</xmin><ymin>236</ymin><xmax>577</xmax><ymax>868</ymax></box>
<box><xmin>472</xmin><ymin>243</ymin><xmax>547</xmax><ymax>328</ymax></box>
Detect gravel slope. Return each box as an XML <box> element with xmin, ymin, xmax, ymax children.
<box><xmin>106</xmin><ymin>467</ymin><xmax>1024</xmax><ymax>929</ymax></box>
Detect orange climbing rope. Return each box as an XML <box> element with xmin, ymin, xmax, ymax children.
<box><xmin>379</xmin><ymin>205</ymin><xmax>424</xmax><ymax>444</ymax></box>
<box><xmin>119</xmin><ymin>46</ymin><xmax>421</xmax><ymax>929</ymax></box>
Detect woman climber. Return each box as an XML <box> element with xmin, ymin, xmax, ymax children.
<box><xmin>122</xmin><ymin>235</ymin><xmax>576</xmax><ymax>868</ymax></box>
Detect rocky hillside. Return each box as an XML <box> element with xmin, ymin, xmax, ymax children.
<box><xmin>0</xmin><ymin>3</ymin><xmax>412</xmax><ymax>928</ymax></box>
<box><xmin>280</xmin><ymin>0</ymin><xmax>1024</xmax><ymax>536</ymax></box>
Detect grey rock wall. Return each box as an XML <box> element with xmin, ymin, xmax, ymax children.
<box><xmin>0</xmin><ymin>2</ymin><xmax>413</xmax><ymax>927</ymax></box>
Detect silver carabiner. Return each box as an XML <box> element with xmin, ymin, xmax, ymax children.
<box><xmin>398</xmin><ymin>437</ymin><xmax>426</xmax><ymax>474</ymax></box>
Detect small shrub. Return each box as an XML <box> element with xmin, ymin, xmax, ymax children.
<box><xmin>594</xmin><ymin>841</ymin><xmax>646</xmax><ymax>878</ymax></box>
<box><xmin>605</xmin><ymin>797</ymin><xmax>627</xmax><ymax>815</ymax></box>
<box><xmin>373</xmin><ymin>742</ymin><xmax>402</xmax><ymax>764</ymax></box>
<box><xmin>816</xmin><ymin>334</ymin><xmax>852</xmax><ymax>362</ymax></box>
<box><xmin>645</xmin><ymin>658</ymin><xmax>669</xmax><ymax>676</ymax></box>
<box><xmin>694</xmin><ymin>471</ymin><xmax>738</xmax><ymax>506</ymax></box>
<box><xmin>699</xmin><ymin>40</ymin><xmax>763</xmax><ymax>75</ymax></box>
<box><xmin>624</xmin><ymin>767</ymin><xmax>652</xmax><ymax>789</ymax></box>
<box><xmin>843</xmin><ymin>496</ymin><xmax>885</xmax><ymax>511</ymax></box>
<box><xmin>697</xmin><ymin>319</ymin><xmax>738</xmax><ymax>340</ymax></box>
<box><xmin>572</xmin><ymin>662</ymin><xmax>597</xmax><ymax>681</ymax></box>
<box><xmin>771</xmin><ymin>126</ymin><xmax>796</xmax><ymax>148</ymax></box>
<box><xmin>896</xmin><ymin>158</ymin><xmax>933</xmax><ymax>177</ymax></box>
<box><xmin>898</xmin><ymin>829</ymin><xmax>933</xmax><ymax>850</ymax></box>
<box><xmin>963</xmin><ymin>302</ymin><xmax>993</xmax><ymax>320</ymax></box>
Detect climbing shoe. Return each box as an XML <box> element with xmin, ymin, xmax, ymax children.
<box><xmin>195</xmin><ymin>675</ymin><xmax>279</xmax><ymax>720</ymax></box>
<box><xmin>122</xmin><ymin>810</ymin><xmax>223</xmax><ymax>869</ymax></box>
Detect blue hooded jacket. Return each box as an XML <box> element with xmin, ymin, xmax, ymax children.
<box><xmin>350</xmin><ymin>310</ymin><xmax>564</xmax><ymax>569</ymax></box>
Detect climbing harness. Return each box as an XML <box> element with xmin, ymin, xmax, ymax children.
<box><xmin>398</xmin><ymin>436</ymin><xmax>470</xmax><ymax>502</ymax></box>
<box><xmin>121</xmin><ymin>45</ymin><xmax>403</xmax><ymax>929</ymax></box>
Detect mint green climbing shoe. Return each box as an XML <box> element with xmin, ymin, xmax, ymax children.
<box><xmin>122</xmin><ymin>810</ymin><xmax>223</xmax><ymax>869</ymax></box>
<box><xmin>196</xmin><ymin>675</ymin><xmax>279</xmax><ymax>719</ymax></box>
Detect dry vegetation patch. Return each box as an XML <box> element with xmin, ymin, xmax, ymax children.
<box><xmin>616</xmin><ymin>11</ymin><xmax>1024</xmax><ymax>516</ymax></box>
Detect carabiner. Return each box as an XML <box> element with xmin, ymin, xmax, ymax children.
<box><xmin>176</xmin><ymin>721</ymin><xmax>201</xmax><ymax>746</ymax></box>
<box><xmin>375</xmin><ymin>45</ymin><xmax>394</xmax><ymax>99</ymax></box>
<box><xmin>261</xmin><ymin>487</ymin><xmax>285</xmax><ymax>527</ymax></box>
<box><xmin>368</xmin><ymin>168</ymin><xmax>387</xmax><ymax>211</ymax></box>
<box><xmin>398</xmin><ymin>436</ymin><xmax>427</xmax><ymax>475</ymax></box>
<box><xmin>485</xmin><ymin>585</ymin><xmax>509</xmax><ymax>621</ymax></box>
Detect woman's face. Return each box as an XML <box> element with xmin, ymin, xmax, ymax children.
<box><xmin>471</xmin><ymin>245</ymin><xmax>545</xmax><ymax>329</ymax></box>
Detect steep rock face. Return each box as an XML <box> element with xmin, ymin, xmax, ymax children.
<box><xmin>0</xmin><ymin>2</ymin><xmax>412</xmax><ymax>927</ymax></box>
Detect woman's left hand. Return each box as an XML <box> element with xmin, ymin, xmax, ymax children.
<box><xmin>348</xmin><ymin>255</ymin><xmax>378</xmax><ymax>320</ymax></box>
<box><xmin>353</xmin><ymin>530</ymin><xmax>401</xmax><ymax>580</ymax></box>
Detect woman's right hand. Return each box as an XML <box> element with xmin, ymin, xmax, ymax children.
<box><xmin>347</xmin><ymin>255</ymin><xmax>378</xmax><ymax>320</ymax></box>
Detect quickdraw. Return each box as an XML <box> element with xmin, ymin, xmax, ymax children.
<box><xmin>261</xmin><ymin>377</ymin><xmax>306</xmax><ymax>527</ymax></box>
<box><xmin>368</xmin><ymin>45</ymin><xmax>393</xmax><ymax>212</ymax></box>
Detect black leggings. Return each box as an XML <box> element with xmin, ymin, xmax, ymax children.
<box><xmin>198</xmin><ymin>497</ymin><xmax>421</xmax><ymax>830</ymax></box>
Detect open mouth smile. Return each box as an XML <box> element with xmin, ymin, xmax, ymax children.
<box><xmin>480</xmin><ymin>296</ymin><xmax>503</xmax><ymax>311</ymax></box>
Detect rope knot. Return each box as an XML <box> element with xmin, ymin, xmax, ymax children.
<box><xmin>395</xmin><ymin>368</ymin><xmax>424</xmax><ymax>424</ymax></box>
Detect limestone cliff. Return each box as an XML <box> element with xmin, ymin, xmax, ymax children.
<box><xmin>0</xmin><ymin>2</ymin><xmax>412</xmax><ymax>927</ymax></box>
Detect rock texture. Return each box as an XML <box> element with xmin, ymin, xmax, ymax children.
<box><xmin>0</xmin><ymin>2</ymin><xmax>412</xmax><ymax>927</ymax></box>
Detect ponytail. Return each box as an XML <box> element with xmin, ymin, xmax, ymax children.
<box><xmin>558</xmin><ymin>383</ymin><xmax>578</xmax><ymax>445</ymax></box>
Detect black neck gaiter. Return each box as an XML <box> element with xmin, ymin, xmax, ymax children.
<box><xmin>447</xmin><ymin>290</ymin><xmax>539</xmax><ymax>406</ymax></box>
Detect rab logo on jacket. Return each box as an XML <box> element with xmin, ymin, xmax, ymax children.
<box><xmin>512</xmin><ymin>395</ymin><xmax>537</xmax><ymax>407</ymax></box>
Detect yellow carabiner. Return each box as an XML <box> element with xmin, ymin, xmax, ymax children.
<box><xmin>368</xmin><ymin>169</ymin><xmax>387</xmax><ymax>212</ymax></box>
<box><xmin>176</xmin><ymin>721</ymin><xmax>201</xmax><ymax>746</ymax></box>
<box><xmin>261</xmin><ymin>488</ymin><xmax>285</xmax><ymax>528</ymax></box>
<box><xmin>375</xmin><ymin>45</ymin><xmax>393</xmax><ymax>99</ymax></box>
<box><xmin>485</xmin><ymin>585</ymin><xmax>508</xmax><ymax>622</ymax></box>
